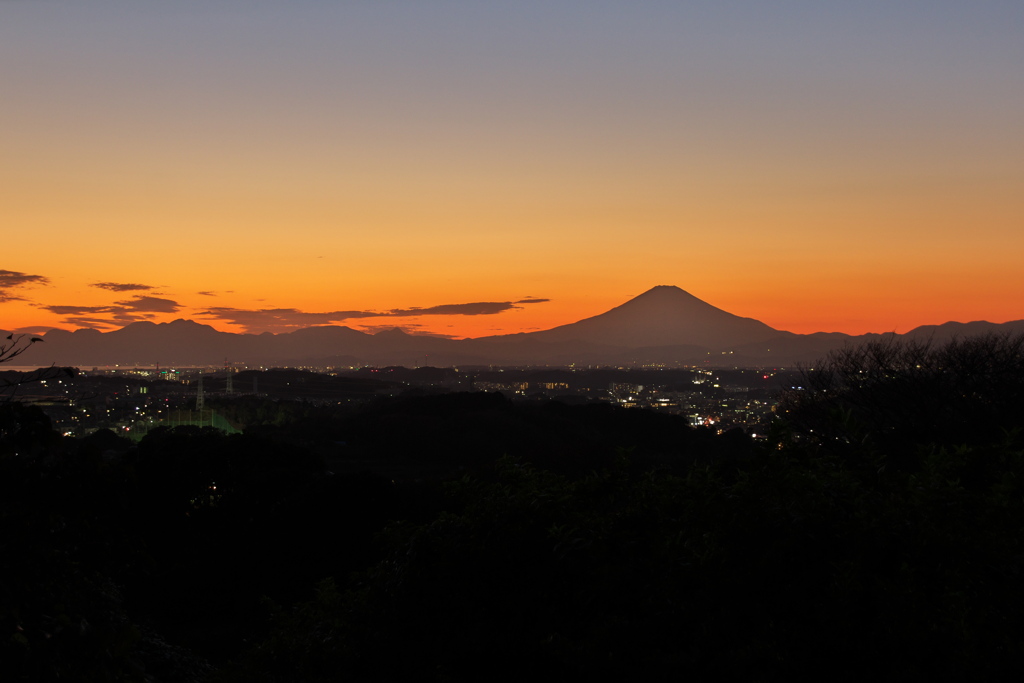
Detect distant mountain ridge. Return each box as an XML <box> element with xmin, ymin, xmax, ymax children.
<box><xmin>7</xmin><ymin>286</ymin><xmax>1024</xmax><ymax>368</ymax></box>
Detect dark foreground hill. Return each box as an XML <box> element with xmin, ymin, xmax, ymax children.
<box><xmin>4</xmin><ymin>334</ymin><xmax>1024</xmax><ymax>681</ymax></box>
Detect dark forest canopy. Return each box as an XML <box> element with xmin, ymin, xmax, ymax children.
<box><xmin>3</xmin><ymin>333</ymin><xmax>1024</xmax><ymax>681</ymax></box>
<box><xmin>780</xmin><ymin>332</ymin><xmax>1024</xmax><ymax>458</ymax></box>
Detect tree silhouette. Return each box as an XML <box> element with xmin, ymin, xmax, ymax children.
<box><xmin>0</xmin><ymin>332</ymin><xmax>75</xmax><ymax>403</ymax></box>
<box><xmin>779</xmin><ymin>332</ymin><xmax>1024</xmax><ymax>462</ymax></box>
<box><xmin>0</xmin><ymin>332</ymin><xmax>43</xmax><ymax>365</ymax></box>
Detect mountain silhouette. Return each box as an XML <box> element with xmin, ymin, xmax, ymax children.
<box><xmin>515</xmin><ymin>285</ymin><xmax>784</xmax><ymax>349</ymax></box>
<box><xmin>10</xmin><ymin>286</ymin><xmax>1023</xmax><ymax>368</ymax></box>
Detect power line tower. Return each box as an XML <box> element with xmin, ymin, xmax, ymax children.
<box><xmin>196</xmin><ymin>372</ymin><xmax>205</xmax><ymax>412</ymax></box>
<box><xmin>225</xmin><ymin>358</ymin><xmax>233</xmax><ymax>394</ymax></box>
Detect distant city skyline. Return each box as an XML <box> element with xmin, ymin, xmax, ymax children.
<box><xmin>3</xmin><ymin>1</ymin><xmax>1022</xmax><ymax>338</ymax></box>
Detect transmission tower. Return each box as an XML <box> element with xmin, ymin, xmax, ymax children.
<box><xmin>225</xmin><ymin>358</ymin><xmax>234</xmax><ymax>394</ymax></box>
<box><xmin>196</xmin><ymin>372</ymin><xmax>205</xmax><ymax>412</ymax></box>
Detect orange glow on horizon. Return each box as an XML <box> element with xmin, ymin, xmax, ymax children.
<box><xmin>2</xmin><ymin>4</ymin><xmax>1022</xmax><ymax>341</ymax></box>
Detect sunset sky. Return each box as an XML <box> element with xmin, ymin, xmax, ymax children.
<box><xmin>3</xmin><ymin>1</ymin><xmax>1022</xmax><ymax>338</ymax></box>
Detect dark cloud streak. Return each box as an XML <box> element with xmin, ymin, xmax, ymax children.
<box><xmin>0</xmin><ymin>269</ymin><xmax>49</xmax><ymax>301</ymax></box>
<box><xmin>114</xmin><ymin>296</ymin><xmax>180</xmax><ymax>313</ymax></box>
<box><xmin>43</xmin><ymin>305</ymin><xmax>110</xmax><ymax>315</ymax></box>
<box><xmin>91</xmin><ymin>282</ymin><xmax>155</xmax><ymax>292</ymax></box>
<box><xmin>35</xmin><ymin>287</ymin><xmax>550</xmax><ymax>333</ymax></box>
<box><xmin>198</xmin><ymin>296</ymin><xmax>552</xmax><ymax>332</ymax></box>
<box><xmin>386</xmin><ymin>302</ymin><xmax>519</xmax><ymax>316</ymax></box>
<box><xmin>41</xmin><ymin>295</ymin><xmax>181</xmax><ymax>328</ymax></box>
<box><xmin>358</xmin><ymin>323</ymin><xmax>458</xmax><ymax>338</ymax></box>
<box><xmin>0</xmin><ymin>270</ymin><xmax>49</xmax><ymax>288</ymax></box>
<box><xmin>199</xmin><ymin>307</ymin><xmax>378</xmax><ymax>332</ymax></box>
